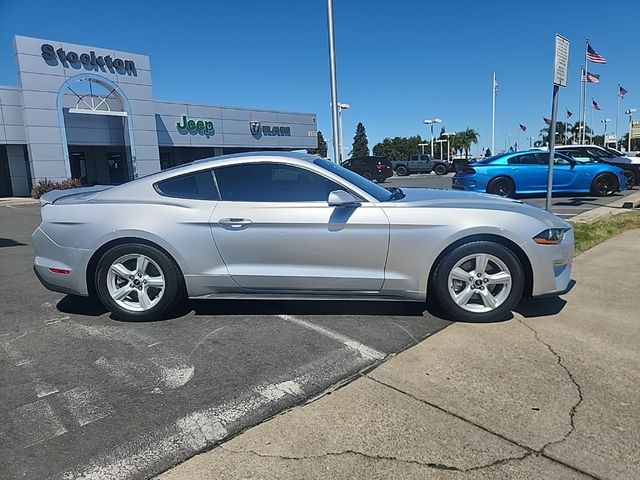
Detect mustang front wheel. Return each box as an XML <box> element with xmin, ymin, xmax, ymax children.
<box><xmin>432</xmin><ymin>241</ymin><xmax>524</xmax><ymax>322</ymax></box>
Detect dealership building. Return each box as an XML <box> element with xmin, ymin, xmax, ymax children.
<box><xmin>0</xmin><ymin>35</ymin><xmax>318</xmax><ymax>197</ymax></box>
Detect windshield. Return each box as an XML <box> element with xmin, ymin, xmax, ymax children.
<box><xmin>606</xmin><ymin>147</ymin><xmax>624</xmax><ymax>156</ymax></box>
<box><xmin>314</xmin><ymin>158</ymin><xmax>395</xmax><ymax>201</ymax></box>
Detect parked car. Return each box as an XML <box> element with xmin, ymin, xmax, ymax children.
<box><xmin>452</xmin><ymin>149</ymin><xmax>627</xmax><ymax>197</ymax></box>
<box><xmin>555</xmin><ymin>145</ymin><xmax>640</xmax><ymax>189</ymax></box>
<box><xmin>33</xmin><ymin>152</ymin><xmax>573</xmax><ymax>323</ymax></box>
<box><xmin>392</xmin><ymin>154</ymin><xmax>451</xmax><ymax>176</ymax></box>
<box><xmin>341</xmin><ymin>156</ymin><xmax>393</xmax><ymax>183</ymax></box>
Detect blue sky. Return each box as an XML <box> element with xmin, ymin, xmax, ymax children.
<box><xmin>1</xmin><ymin>0</ymin><xmax>638</xmax><ymax>156</ymax></box>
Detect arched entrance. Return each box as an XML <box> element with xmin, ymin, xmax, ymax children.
<box><xmin>57</xmin><ymin>74</ymin><xmax>137</xmax><ymax>185</ymax></box>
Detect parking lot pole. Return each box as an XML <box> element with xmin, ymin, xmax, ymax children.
<box><xmin>547</xmin><ymin>34</ymin><xmax>569</xmax><ymax>211</ymax></box>
<box><xmin>326</xmin><ymin>0</ymin><xmax>340</xmax><ymax>163</ymax></box>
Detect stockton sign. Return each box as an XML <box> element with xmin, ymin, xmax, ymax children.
<box><xmin>177</xmin><ymin>115</ymin><xmax>215</xmax><ymax>135</ymax></box>
<box><xmin>40</xmin><ymin>44</ymin><xmax>136</xmax><ymax>73</ymax></box>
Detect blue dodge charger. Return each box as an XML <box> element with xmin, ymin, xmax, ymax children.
<box><xmin>452</xmin><ymin>150</ymin><xmax>627</xmax><ymax>197</ymax></box>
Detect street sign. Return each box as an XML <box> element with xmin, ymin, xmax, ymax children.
<box><xmin>553</xmin><ymin>34</ymin><xmax>570</xmax><ymax>87</ymax></box>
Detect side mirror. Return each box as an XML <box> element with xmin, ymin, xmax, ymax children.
<box><xmin>328</xmin><ymin>190</ymin><xmax>361</xmax><ymax>207</ymax></box>
<box><xmin>569</xmin><ymin>159</ymin><xmax>576</xmax><ymax>169</ymax></box>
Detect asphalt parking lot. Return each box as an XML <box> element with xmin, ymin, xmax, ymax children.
<box><xmin>385</xmin><ymin>173</ymin><xmax>637</xmax><ymax>219</ymax></box>
<box><xmin>0</xmin><ymin>203</ymin><xmax>450</xmax><ymax>480</ymax></box>
<box><xmin>0</xmin><ymin>179</ymin><xmax>632</xmax><ymax>480</ymax></box>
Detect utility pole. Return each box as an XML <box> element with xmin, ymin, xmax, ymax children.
<box><xmin>326</xmin><ymin>0</ymin><xmax>340</xmax><ymax>163</ymax></box>
<box><xmin>491</xmin><ymin>72</ymin><xmax>497</xmax><ymax>154</ymax></box>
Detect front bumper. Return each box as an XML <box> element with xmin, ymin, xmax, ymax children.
<box><xmin>32</xmin><ymin>227</ymin><xmax>92</xmax><ymax>296</ymax></box>
<box><xmin>522</xmin><ymin>228</ymin><xmax>575</xmax><ymax>297</ymax></box>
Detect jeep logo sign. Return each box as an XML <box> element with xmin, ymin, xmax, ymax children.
<box><xmin>177</xmin><ymin>115</ymin><xmax>214</xmax><ymax>135</ymax></box>
<box><xmin>41</xmin><ymin>44</ymin><xmax>136</xmax><ymax>73</ymax></box>
<box><xmin>249</xmin><ymin>121</ymin><xmax>291</xmax><ymax>137</ymax></box>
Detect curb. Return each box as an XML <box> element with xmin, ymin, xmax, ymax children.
<box><xmin>0</xmin><ymin>197</ymin><xmax>39</xmax><ymax>206</ymax></box>
<box><xmin>569</xmin><ymin>190</ymin><xmax>640</xmax><ymax>224</ymax></box>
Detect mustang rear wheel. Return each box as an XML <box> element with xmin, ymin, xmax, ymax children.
<box><xmin>486</xmin><ymin>176</ymin><xmax>515</xmax><ymax>198</ymax></box>
<box><xmin>96</xmin><ymin>243</ymin><xmax>181</xmax><ymax>321</ymax></box>
<box><xmin>432</xmin><ymin>241</ymin><xmax>524</xmax><ymax>322</ymax></box>
<box><xmin>591</xmin><ymin>173</ymin><xmax>618</xmax><ymax>196</ymax></box>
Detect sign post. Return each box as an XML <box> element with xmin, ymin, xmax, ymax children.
<box><xmin>546</xmin><ymin>34</ymin><xmax>570</xmax><ymax>211</ymax></box>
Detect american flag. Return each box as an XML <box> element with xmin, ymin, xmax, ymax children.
<box><xmin>519</xmin><ymin>124</ymin><xmax>527</xmax><ymax>132</ymax></box>
<box><xmin>581</xmin><ymin>70</ymin><xmax>600</xmax><ymax>83</ymax></box>
<box><xmin>592</xmin><ymin>99</ymin><xmax>601</xmax><ymax>111</ymax></box>
<box><xmin>587</xmin><ymin>43</ymin><xmax>607</xmax><ymax>64</ymax></box>
<box><xmin>619</xmin><ymin>86</ymin><xmax>628</xmax><ymax>97</ymax></box>
<box><xmin>566</xmin><ymin>109</ymin><xmax>573</xmax><ymax>119</ymax></box>
<box><xmin>543</xmin><ymin>117</ymin><xmax>552</xmax><ymax>125</ymax></box>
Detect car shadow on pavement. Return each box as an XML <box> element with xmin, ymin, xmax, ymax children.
<box><xmin>56</xmin><ymin>290</ymin><xmax>569</xmax><ymax>323</ymax></box>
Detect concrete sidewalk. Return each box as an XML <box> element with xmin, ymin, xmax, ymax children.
<box><xmin>159</xmin><ymin>231</ymin><xmax>640</xmax><ymax>480</ymax></box>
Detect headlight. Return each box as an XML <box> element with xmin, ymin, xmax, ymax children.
<box><xmin>533</xmin><ymin>228</ymin><xmax>568</xmax><ymax>245</ymax></box>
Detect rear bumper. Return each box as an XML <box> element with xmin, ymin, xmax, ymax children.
<box><xmin>32</xmin><ymin>227</ymin><xmax>92</xmax><ymax>296</ymax></box>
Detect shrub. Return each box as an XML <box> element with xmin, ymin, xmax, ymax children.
<box><xmin>32</xmin><ymin>178</ymin><xmax>82</xmax><ymax>199</ymax></box>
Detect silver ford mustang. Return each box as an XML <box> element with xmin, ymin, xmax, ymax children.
<box><xmin>33</xmin><ymin>152</ymin><xmax>574</xmax><ymax>322</ymax></box>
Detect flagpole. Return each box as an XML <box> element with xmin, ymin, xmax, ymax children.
<box><xmin>491</xmin><ymin>72</ymin><xmax>496</xmax><ymax>154</ymax></box>
<box><xmin>616</xmin><ymin>83</ymin><xmax>620</xmax><ymax>148</ymax></box>
<box><xmin>591</xmin><ymin>100</ymin><xmax>594</xmax><ymax>145</ymax></box>
<box><xmin>582</xmin><ymin>38</ymin><xmax>589</xmax><ymax>143</ymax></box>
<box><xmin>578</xmin><ymin>65</ymin><xmax>584</xmax><ymax>144</ymax></box>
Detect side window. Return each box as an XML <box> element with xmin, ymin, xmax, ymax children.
<box><xmin>509</xmin><ymin>154</ymin><xmax>540</xmax><ymax>165</ymax></box>
<box><xmin>214</xmin><ymin>163</ymin><xmax>344</xmax><ymax>202</ymax></box>
<box><xmin>565</xmin><ymin>149</ymin><xmax>591</xmax><ymax>162</ymax></box>
<box><xmin>155</xmin><ymin>170</ymin><xmax>219</xmax><ymax>200</ymax></box>
<box><xmin>553</xmin><ymin>154</ymin><xmax>571</xmax><ymax>166</ymax></box>
<box><xmin>410</xmin><ymin>155</ymin><xmax>418</xmax><ymax>161</ymax></box>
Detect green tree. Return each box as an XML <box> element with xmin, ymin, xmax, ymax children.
<box><xmin>455</xmin><ymin>128</ymin><xmax>479</xmax><ymax>159</ymax></box>
<box><xmin>350</xmin><ymin>122</ymin><xmax>370</xmax><ymax>158</ymax></box>
<box><xmin>372</xmin><ymin>135</ymin><xmax>424</xmax><ymax>161</ymax></box>
<box><xmin>484</xmin><ymin>148</ymin><xmax>492</xmax><ymax>157</ymax></box>
<box><xmin>307</xmin><ymin>130</ymin><xmax>328</xmax><ymax>157</ymax></box>
<box><xmin>539</xmin><ymin>121</ymin><xmax>571</xmax><ymax>146</ymax></box>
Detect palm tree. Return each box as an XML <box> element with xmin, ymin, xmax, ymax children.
<box><xmin>459</xmin><ymin>128</ymin><xmax>479</xmax><ymax>159</ymax></box>
<box><xmin>539</xmin><ymin>121</ymin><xmax>569</xmax><ymax>146</ymax></box>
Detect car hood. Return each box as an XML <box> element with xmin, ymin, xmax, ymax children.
<box><xmin>385</xmin><ymin>188</ymin><xmax>569</xmax><ymax>228</ymax></box>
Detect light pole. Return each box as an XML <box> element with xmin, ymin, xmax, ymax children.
<box><xmin>423</xmin><ymin>118</ymin><xmax>442</xmax><ymax>157</ymax></box>
<box><xmin>443</xmin><ymin>132</ymin><xmax>455</xmax><ymax>161</ymax></box>
<box><xmin>326</xmin><ymin>0</ymin><xmax>340</xmax><ymax>163</ymax></box>
<box><xmin>601</xmin><ymin>118</ymin><xmax>612</xmax><ymax>147</ymax></box>
<box><xmin>625</xmin><ymin>108</ymin><xmax>637</xmax><ymax>152</ymax></box>
<box><xmin>337</xmin><ymin>102</ymin><xmax>349</xmax><ymax>162</ymax></box>
<box><xmin>436</xmin><ymin>139</ymin><xmax>447</xmax><ymax>160</ymax></box>
<box><xmin>527</xmin><ymin>136</ymin><xmax>534</xmax><ymax>148</ymax></box>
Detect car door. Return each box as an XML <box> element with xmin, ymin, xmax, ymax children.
<box><xmin>550</xmin><ymin>153</ymin><xmax>582</xmax><ymax>191</ymax></box>
<box><xmin>210</xmin><ymin>162</ymin><xmax>390</xmax><ymax>291</ymax></box>
<box><xmin>508</xmin><ymin>153</ymin><xmax>547</xmax><ymax>192</ymax></box>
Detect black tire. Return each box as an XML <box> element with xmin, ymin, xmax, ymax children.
<box><xmin>432</xmin><ymin>241</ymin><xmax>525</xmax><ymax>323</ymax></box>
<box><xmin>95</xmin><ymin>243</ymin><xmax>182</xmax><ymax>321</ymax></box>
<box><xmin>395</xmin><ymin>165</ymin><xmax>409</xmax><ymax>176</ymax></box>
<box><xmin>434</xmin><ymin>164</ymin><xmax>448</xmax><ymax>176</ymax></box>
<box><xmin>590</xmin><ymin>173</ymin><xmax>619</xmax><ymax>196</ymax></box>
<box><xmin>486</xmin><ymin>176</ymin><xmax>516</xmax><ymax>198</ymax></box>
<box><xmin>621</xmin><ymin>169</ymin><xmax>636</xmax><ymax>189</ymax></box>
<box><xmin>363</xmin><ymin>171</ymin><xmax>373</xmax><ymax>180</ymax></box>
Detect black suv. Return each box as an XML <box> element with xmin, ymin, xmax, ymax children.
<box><xmin>341</xmin><ymin>156</ymin><xmax>393</xmax><ymax>183</ymax></box>
<box><xmin>556</xmin><ymin>145</ymin><xmax>639</xmax><ymax>188</ymax></box>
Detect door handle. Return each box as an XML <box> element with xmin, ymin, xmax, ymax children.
<box><xmin>219</xmin><ymin>218</ymin><xmax>252</xmax><ymax>229</ymax></box>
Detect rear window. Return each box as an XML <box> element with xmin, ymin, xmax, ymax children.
<box><xmin>155</xmin><ymin>170</ymin><xmax>219</xmax><ymax>200</ymax></box>
<box><xmin>474</xmin><ymin>153</ymin><xmax>510</xmax><ymax>165</ymax></box>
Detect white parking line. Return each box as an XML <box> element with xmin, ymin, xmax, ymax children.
<box><xmin>276</xmin><ymin>314</ymin><xmax>386</xmax><ymax>361</ymax></box>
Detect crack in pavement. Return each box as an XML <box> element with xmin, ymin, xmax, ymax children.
<box><xmin>365</xmin><ymin>376</ymin><xmax>599</xmax><ymax>479</ymax></box>
<box><xmin>516</xmin><ymin>318</ymin><xmax>584</xmax><ymax>452</ymax></box>
<box><xmin>219</xmin><ymin>444</ymin><xmax>534</xmax><ymax>472</ymax></box>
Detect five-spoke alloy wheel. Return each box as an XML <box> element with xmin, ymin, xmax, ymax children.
<box><xmin>96</xmin><ymin>243</ymin><xmax>181</xmax><ymax>321</ymax></box>
<box><xmin>433</xmin><ymin>241</ymin><xmax>524</xmax><ymax>322</ymax></box>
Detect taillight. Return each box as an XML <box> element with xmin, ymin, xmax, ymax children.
<box><xmin>377</xmin><ymin>162</ymin><xmax>388</xmax><ymax>170</ymax></box>
<box><xmin>460</xmin><ymin>168</ymin><xmax>476</xmax><ymax>175</ymax></box>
